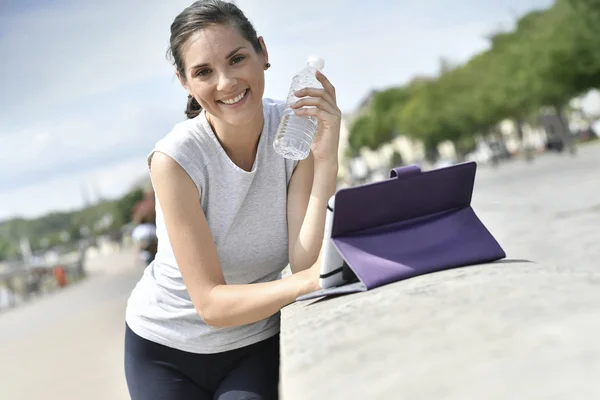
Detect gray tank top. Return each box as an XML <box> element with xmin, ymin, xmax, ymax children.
<box><xmin>126</xmin><ymin>98</ymin><xmax>298</xmax><ymax>353</ymax></box>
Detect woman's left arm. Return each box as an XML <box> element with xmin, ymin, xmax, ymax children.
<box><xmin>286</xmin><ymin>71</ymin><xmax>341</xmax><ymax>274</ymax></box>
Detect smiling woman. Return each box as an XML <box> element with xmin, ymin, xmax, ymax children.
<box><xmin>176</xmin><ymin>24</ymin><xmax>267</xmax><ymax>132</ymax></box>
<box><xmin>167</xmin><ymin>5</ymin><xmax>266</xmax><ymax>119</ymax></box>
<box><xmin>123</xmin><ymin>0</ymin><xmax>342</xmax><ymax>399</ymax></box>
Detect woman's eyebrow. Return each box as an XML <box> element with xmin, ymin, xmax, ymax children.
<box><xmin>225</xmin><ymin>46</ymin><xmax>246</xmax><ymax>59</ymax></box>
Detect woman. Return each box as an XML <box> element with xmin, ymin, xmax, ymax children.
<box><xmin>124</xmin><ymin>1</ymin><xmax>341</xmax><ymax>399</ymax></box>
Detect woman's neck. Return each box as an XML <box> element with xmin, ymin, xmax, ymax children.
<box><xmin>206</xmin><ymin>107</ymin><xmax>264</xmax><ymax>172</ymax></box>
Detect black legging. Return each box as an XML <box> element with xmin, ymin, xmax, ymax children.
<box><xmin>124</xmin><ymin>324</ymin><xmax>280</xmax><ymax>400</ymax></box>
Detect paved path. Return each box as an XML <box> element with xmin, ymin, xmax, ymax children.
<box><xmin>473</xmin><ymin>143</ymin><xmax>599</xmax><ymax>272</ymax></box>
<box><xmin>281</xmin><ymin>259</ymin><xmax>600</xmax><ymax>399</ymax></box>
<box><xmin>0</xmin><ymin>250</ymin><xmax>141</xmax><ymax>400</ymax></box>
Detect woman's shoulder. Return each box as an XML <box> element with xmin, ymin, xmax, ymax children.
<box><xmin>147</xmin><ymin>115</ymin><xmax>215</xmax><ymax>194</ymax></box>
<box><xmin>161</xmin><ymin>114</ymin><xmax>210</xmax><ymax>145</ymax></box>
<box><xmin>153</xmin><ymin>114</ymin><xmax>216</xmax><ymax>166</ymax></box>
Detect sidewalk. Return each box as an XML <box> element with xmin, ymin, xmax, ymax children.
<box><xmin>0</xmin><ymin>249</ymin><xmax>141</xmax><ymax>400</ymax></box>
<box><xmin>281</xmin><ymin>259</ymin><xmax>600</xmax><ymax>399</ymax></box>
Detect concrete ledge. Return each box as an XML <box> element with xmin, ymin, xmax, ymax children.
<box><xmin>280</xmin><ymin>260</ymin><xmax>600</xmax><ymax>399</ymax></box>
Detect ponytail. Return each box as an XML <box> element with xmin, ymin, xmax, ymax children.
<box><xmin>186</xmin><ymin>94</ymin><xmax>202</xmax><ymax>119</ymax></box>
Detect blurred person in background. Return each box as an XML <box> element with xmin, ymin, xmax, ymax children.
<box><xmin>124</xmin><ymin>1</ymin><xmax>341</xmax><ymax>399</ymax></box>
<box><xmin>131</xmin><ymin>214</ymin><xmax>157</xmax><ymax>265</ymax></box>
<box><xmin>131</xmin><ymin>188</ymin><xmax>158</xmax><ymax>265</ymax></box>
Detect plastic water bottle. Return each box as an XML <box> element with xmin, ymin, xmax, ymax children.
<box><xmin>273</xmin><ymin>56</ymin><xmax>325</xmax><ymax>160</ymax></box>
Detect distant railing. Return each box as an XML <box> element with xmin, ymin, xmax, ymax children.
<box><xmin>0</xmin><ymin>251</ymin><xmax>86</xmax><ymax>312</ymax></box>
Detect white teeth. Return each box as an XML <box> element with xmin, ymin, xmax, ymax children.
<box><xmin>221</xmin><ymin>90</ymin><xmax>246</xmax><ymax>105</ymax></box>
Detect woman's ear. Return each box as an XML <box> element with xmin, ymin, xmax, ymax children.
<box><xmin>175</xmin><ymin>69</ymin><xmax>191</xmax><ymax>95</ymax></box>
<box><xmin>258</xmin><ymin>36</ymin><xmax>269</xmax><ymax>66</ymax></box>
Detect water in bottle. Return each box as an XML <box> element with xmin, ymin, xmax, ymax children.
<box><xmin>273</xmin><ymin>56</ymin><xmax>325</xmax><ymax>160</ymax></box>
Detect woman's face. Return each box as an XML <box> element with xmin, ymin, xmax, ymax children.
<box><xmin>178</xmin><ymin>24</ymin><xmax>268</xmax><ymax>127</ymax></box>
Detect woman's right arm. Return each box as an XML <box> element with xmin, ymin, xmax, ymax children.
<box><xmin>150</xmin><ymin>152</ymin><xmax>320</xmax><ymax>329</ymax></box>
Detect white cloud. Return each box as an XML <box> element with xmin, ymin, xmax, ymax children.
<box><xmin>0</xmin><ymin>0</ymin><xmax>193</xmax><ymax>126</ymax></box>
<box><xmin>0</xmin><ymin>156</ymin><xmax>149</xmax><ymax>219</ymax></box>
<box><xmin>0</xmin><ymin>82</ymin><xmax>182</xmax><ymax>191</ymax></box>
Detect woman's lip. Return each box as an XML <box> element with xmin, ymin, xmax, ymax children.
<box><xmin>218</xmin><ymin>89</ymin><xmax>249</xmax><ymax>107</ymax></box>
<box><xmin>218</xmin><ymin>89</ymin><xmax>249</xmax><ymax>104</ymax></box>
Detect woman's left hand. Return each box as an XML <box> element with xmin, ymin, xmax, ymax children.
<box><xmin>290</xmin><ymin>71</ymin><xmax>341</xmax><ymax>167</ymax></box>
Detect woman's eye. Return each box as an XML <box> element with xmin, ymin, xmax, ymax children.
<box><xmin>196</xmin><ymin>69</ymin><xmax>211</xmax><ymax>77</ymax></box>
<box><xmin>231</xmin><ymin>55</ymin><xmax>245</xmax><ymax>64</ymax></box>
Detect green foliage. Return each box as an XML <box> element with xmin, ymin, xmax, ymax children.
<box><xmin>0</xmin><ymin>184</ymin><xmax>148</xmax><ymax>261</ymax></box>
<box><xmin>0</xmin><ymin>237</ymin><xmax>19</xmax><ymax>260</ymax></box>
<box><xmin>114</xmin><ymin>187</ymin><xmax>145</xmax><ymax>227</ymax></box>
<box><xmin>347</xmin><ymin>0</ymin><xmax>600</xmax><ymax>155</ymax></box>
<box><xmin>348</xmin><ymin>114</ymin><xmax>378</xmax><ymax>150</ymax></box>
<box><xmin>349</xmin><ymin>82</ymin><xmax>426</xmax><ymax>151</ymax></box>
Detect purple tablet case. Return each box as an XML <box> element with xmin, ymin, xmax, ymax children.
<box><xmin>297</xmin><ymin>161</ymin><xmax>506</xmax><ymax>301</ymax></box>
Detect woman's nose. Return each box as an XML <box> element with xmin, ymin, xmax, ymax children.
<box><xmin>216</xmin><ymin>71</ymin><xmax>237</xmax><ymax>92</ymax></box>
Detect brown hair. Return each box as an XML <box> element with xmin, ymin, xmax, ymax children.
<box><xmin>167</xmin><ymin>0</ymin><xmax>262</xmax><ymax>119</ymax></box>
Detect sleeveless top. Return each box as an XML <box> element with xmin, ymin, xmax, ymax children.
<box><xmin>125</xmin><ymin>98</ymin><xmax>298</xmax><ymax>353</ymax></box>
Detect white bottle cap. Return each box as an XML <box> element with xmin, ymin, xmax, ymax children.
<box><xmin>307</xmin><ymin>55</ymin><xmax>325</xmax><ymax>71</ymax></box>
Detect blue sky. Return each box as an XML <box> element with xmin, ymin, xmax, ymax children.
<box><xmin>0</xmin><ymin>0</ymin><xmax>556</xmax><ymax>220</ymax></box>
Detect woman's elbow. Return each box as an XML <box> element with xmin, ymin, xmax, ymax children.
<box><xmin>200</xmin><ymin>308</ymin><xmax>228</xmax><ymax>328</ymax></box>
<box><xmin>195</xmin><ymin>299</ymin><xmax>231</xmax><ymax>329</ymax></box>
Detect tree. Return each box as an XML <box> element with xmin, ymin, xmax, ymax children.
<box><xmin>348</xmin><ymin>113</ymin><xmax>379</xmax><ymax>151</ymax></box>
<box><xmin>347</xmin><ymin>0</ymin><xmax>600</xmax><ymax>161</ymax></box>
<box><xmin>348</xmin><ymin>81</ymin><xmax>430</xmax><ymax>154</ymax></box>
<box><xmin>114</xmin><ymin>187</ymin><xmax>145</xmax><ymax>227</ymax></box>
<box><xmin>0</xmin><ymin>184</ymin><xmax>149</xmax><ymax>260</ymax></box>
<box><xmin>397</xmin><ymin>69</ymin><xmax>480</xmax><ymax>156</ymax></box>
<box><xmin>0</xmin><ymin>237</ymin><xmax>19</xmax><ymax>261</ymax></box>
